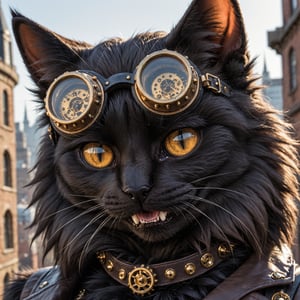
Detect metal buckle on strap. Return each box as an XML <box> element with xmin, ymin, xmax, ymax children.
<box><xmin>201</xmin><ymin>73</ymin><xmax>222</xmax><ymax>94</ymax></box>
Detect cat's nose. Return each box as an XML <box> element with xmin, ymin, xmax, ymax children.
<box><xmin>123</xmin><ymin>186</ymin><xmax>151</xmax><ymax>203</ymax></box>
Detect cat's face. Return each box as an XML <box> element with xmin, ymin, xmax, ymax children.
<box><xmin>47</xmin><ymin>45</ymin><xmax>215</xmax><ymax>244</ymax></box>
<box><xmin>12</xmin><ymin>0</ymin><xmax>298</xmax><ymax>265</ymax></box>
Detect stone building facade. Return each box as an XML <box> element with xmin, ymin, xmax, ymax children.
<box><xmin>16</xmin><ymin>111</ymin><xmax>44</xmax><ymax>271</ymax></box>
<box><xmin>268</xmin><ymin>0</ymin><xmax>300</xmax><ymax>260</ymax></box>
<box><xmin>0</xmin><ymin>4</ymin><xmax>19</xmax><ymax>297</ymax></box>
<box><xmin>268</xmin><ymin>0</ymin><xmax>300</xmax><ymax>135</ymax></box>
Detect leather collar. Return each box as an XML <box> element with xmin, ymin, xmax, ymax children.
<box><xmin>97</xmin><ymin>243</ymin><xmax>234</xmax><ymax>296</ymax></box>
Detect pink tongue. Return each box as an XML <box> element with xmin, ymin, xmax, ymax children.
<box><xmin>137</xmin><ymin>211</ymin><xmax>159</xmax><ymax>223</ymax></box>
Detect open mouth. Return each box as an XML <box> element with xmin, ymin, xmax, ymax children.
<box><xmin>131</xmin><ymin>211</ymin><xmax>168</xmax><ymax>226</ymax></box>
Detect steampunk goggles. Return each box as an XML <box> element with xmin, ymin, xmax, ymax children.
<box><xmin>45</xmin><ymin>49</ymin><xmax>231</xmax><ymax>135</ymax></box>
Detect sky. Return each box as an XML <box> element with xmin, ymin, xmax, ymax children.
<box><xmin>1</xmin><ymin>0</ymin><xmax>283</xmax><ymax>124</ymax></box>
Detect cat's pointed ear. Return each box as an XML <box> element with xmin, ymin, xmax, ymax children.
<box><xmin>11</xmin><ymin>10</ymin><xmax>91</xmax><ymax>87</ymax></box>
<box><xmin>166</xmin><ymin>0</ymin><xmax>247</xmax><ymax>67</ymax></box>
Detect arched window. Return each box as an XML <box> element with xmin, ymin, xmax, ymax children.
<box><xmin>289</xmin><ymin>48</ymin><xmax>297</xmax><ymax>92</ymax></box>
<box><xmin>4</xmin><ymin>210</ymin><xmax>14</xmax><ymax>249</ymax></box>
<box><xmin>3</xmin><ymin>151</ymin><xmax>12</xmax><ymax>187</ymax></box>
<box><xmin>3</xmin><ymin>90</ymin><xmax>9</xmax><ymax>126</ymax></box>
<box><xmin>4</xmin><ymin>273</ymin><xmax>10</xmax><ymax>292</ymax></box>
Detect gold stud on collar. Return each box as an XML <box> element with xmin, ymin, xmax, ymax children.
<box><xmin>97</xmin><ymin>251</ymin><xmax>106</xmax><ymax>264</ymax></box>
<box><xmin>106</xmin><ymin>260</ymin><xmax>114</xmax><ymax>271</ymax></box>
<box><xmin>118</xmin><ymin>269</ymin><xmax>127</xmax><ymax>281</ymax></box>
<box><xmin>200</xmin><ymin>253</ymin><xmax>214</xmax><ymax>268</ymax></box>
<box><xmin>185</xmin><ymin>263</ymin><xmax>196</xmax><ymax>275</ymax></box>
<box><xmin>217</xmin><ymin>243</ymin><xmax>233</xmax><ymax>258</ymax></box>
<box><xmin>164</xmin><ymin>268</ymin><xmax>176</xmax><ymax>280</ymax></box>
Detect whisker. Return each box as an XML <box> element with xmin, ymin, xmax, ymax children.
<box><xmin>63</xmin><ymin>206</ymin><xmax>107</xmax><ymax>253</ymax></box>
<box><xmin>191</xmin><ymin>171</ymin><xmax>239</xmax><ymax>184</ymax></box>
<box><xmin>79</xmin><ymin>214</ymin><xmax>114</xmax><ymax>268</ymax></box>
<box><xmin>39</xmin><ymin>198</ymin><xmax>98</xmax><ymax>222</ymax></box>
<box><xmin>172</xmin><ymin>205</ymin><xmax>190</xmax><ymax>224</ymax></box>
<box><xmin>107</xmin><ymin>215</ymin><xmax>120</xmax><ymax>232</ymax></box>
<box><xmin>65</xmin><ymin>194</ymin><xmax>97</xmax><ymax>199</ymax></box>
<box><xmin>47</xmin><ymin>204</ymin><xmax>104</xmax><ymax>243</ymax></box>
<box><xmin>191</xmin><ymin>186</ymin><xmax>246</xmax><ymax>197</ymax></box>
<box><xmin>180</xmin><ymin>206</ymin><xmax>203</xmax><ymax>229</ymax></box>
<box><xmin>182</xmin><ymin>202</ymin><xmax>229</xmax><ymax>243</ymax></box>
<box><xmin>189</xmin><ymin>196</ymin><xmax>263</xmax><ymax>253</ymax></box>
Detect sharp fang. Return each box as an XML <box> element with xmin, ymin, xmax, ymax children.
<box><xmin>131</xmin><ymin>214</ymin><xmax>140</xmax><ymax>225</ymax></box>
<box><xmin>159</xmin><ymin>211</ymin><xmax>167</xmax><ymax>222</ymax></box>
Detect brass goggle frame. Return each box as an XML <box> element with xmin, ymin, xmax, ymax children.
<box><xmin>44</xmin><ymin>49</ymin><xmax>231</xmax><ymax>135</ymax></box>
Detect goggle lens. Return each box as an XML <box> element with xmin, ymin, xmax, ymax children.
<box><xmin>50</xmin><ymin>77</ymin><xmax>90</xmax><ymax>121</ymax></box>
<box><xmin>139</xmin><ymin>56</ymin><xmax>188</xmax><ymax>100</ymax></box>
<box><xmin>135</xmin><ymin>50</ymin><xmax>200</xmax><ymax>115</ymax></box>
<box><xmin>45</xmin><ymin>72</ymin><xmax>104</xmax><ymax>134</ymax></box>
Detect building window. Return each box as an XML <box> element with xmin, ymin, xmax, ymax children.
<box><xmin>289</xmin><ymin>48</ymin><xmax>297</xmax><ymax>92</ymax></box>
<box><xmin>4</xmin><ymin>210</ymin><xmax>14</xmax><ymax>249</ymax></box>
<box><xmin>3</xmin><ymin>90</ymin><xmax>9</xmax><ymax>126</ymax></box>
<box><xmin>3</xmin><ymin>151</ymin><xmax>12</xmax><ymax>187</ymax></box>
<box><xmin>291</xmin><ymin>0</ymin><xmax>298</xmax><ymax>13</ymax></box>
<box><xmin>4</xmin><ymin>273</ymin><xmax>10</xmax><ymax>292</ymax></box>
<box><xmin>3</xmin><ymin>273</ymin><xmax>10</xmax><ymax>287</ymax></box>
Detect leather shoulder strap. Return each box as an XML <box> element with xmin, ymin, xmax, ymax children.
<box><xmin>20</xmin><ymin>267</ymin><xmax>60</xmax><ymax>300</ymax></box>
<box><xmin>286</xmin><ymin>264</ymin><xmax>300</xmax><ymax>299</ymax></box>
<box><xmin>264</xmin><ymin>263</ymin><xmax>300</xmax><ymax>299</ymax></box>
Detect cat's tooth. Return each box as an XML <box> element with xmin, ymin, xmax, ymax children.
<box><xmin>131</xmin><ymin>214</ymin><xmax>140</xmax><ymax>225</ymax></box>
<box><xmin>159</xmin><ymin>211</ymin><xmax>167</xmax><ymax>222</ymax></box>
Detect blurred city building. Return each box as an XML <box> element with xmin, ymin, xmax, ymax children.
<box><xmin>262</xmin><ymin>58</ymin><xmax>283</xmax><ymax>111</ymax></box>
<box><xmin>16</xmin><ymin>105</ymin><xmax>46</xmax><ymax>270</ymax></box>
<box><xmin>268</xmin><ymin>0</ymin><xmax>300</xmax><ymax>260</ymax></box>
<box><xmin>268</xmin><ymin>0</ymin><xmax>300</xmax><ymax>135</ymax></box>
<box><xmin>0</xmin><ymin>4</ymin><xmax>19</xmax><ymax>297</ymax></box>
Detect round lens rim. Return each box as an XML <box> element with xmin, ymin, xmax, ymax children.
<box><xmin>134</xmin><ymin>49</ymin><xmax>200</xmax><ymax>115</ymax></box>
<box><xmin>44</xmin><ymin>71</ymin><xmax>105</xmax><ymax>134</ymax></box>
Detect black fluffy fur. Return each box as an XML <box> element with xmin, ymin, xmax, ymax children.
<box><xmin>6</xmin><ymin>0</ymin><xmax>299</xmax><ymax>299</ymax></box>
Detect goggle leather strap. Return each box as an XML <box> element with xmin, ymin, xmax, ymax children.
<box><xmin>102</xmin><ymin>72</ymin><xmax>134</xmax><ymax>91</ymax></box>
<box><xmin>102</xmin><ymin>72</ymin><xmax>232</xmax><ymax>98</ymax></box>
<box><xmin>102</xmin><ymin>72</ymin><xmax>232</xmax><ymax>97</ymax></box>
<box><xmin>201</xmin><ymin>73</ymin><xmax>232</xmax><ymax>97</ymax></box>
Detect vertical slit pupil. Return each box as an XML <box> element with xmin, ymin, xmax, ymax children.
<box><xmin>178</xmin><ymin>130</ymin><xmax>186</xmax><ymax>149</ymax></box>
<box><xmin>95</xmin><ymin>147</ymin><xmax>104</xmax><ymax>162</ymax></box>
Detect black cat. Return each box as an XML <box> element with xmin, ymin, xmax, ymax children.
<box><xmin>5</xmin><ymin>0</ymin><xmax>300</xmax><ymax>299</ymax></box>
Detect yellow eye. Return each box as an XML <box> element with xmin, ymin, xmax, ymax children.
<box><xmin>82</xmin><ymin>143</ymin><xmax>114</xmax><ymax>169</ymax></box>
<box><xmin>165</xmin><ymin>128</ymin><xmax>199</xmax><ymax>157</ymax></box>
